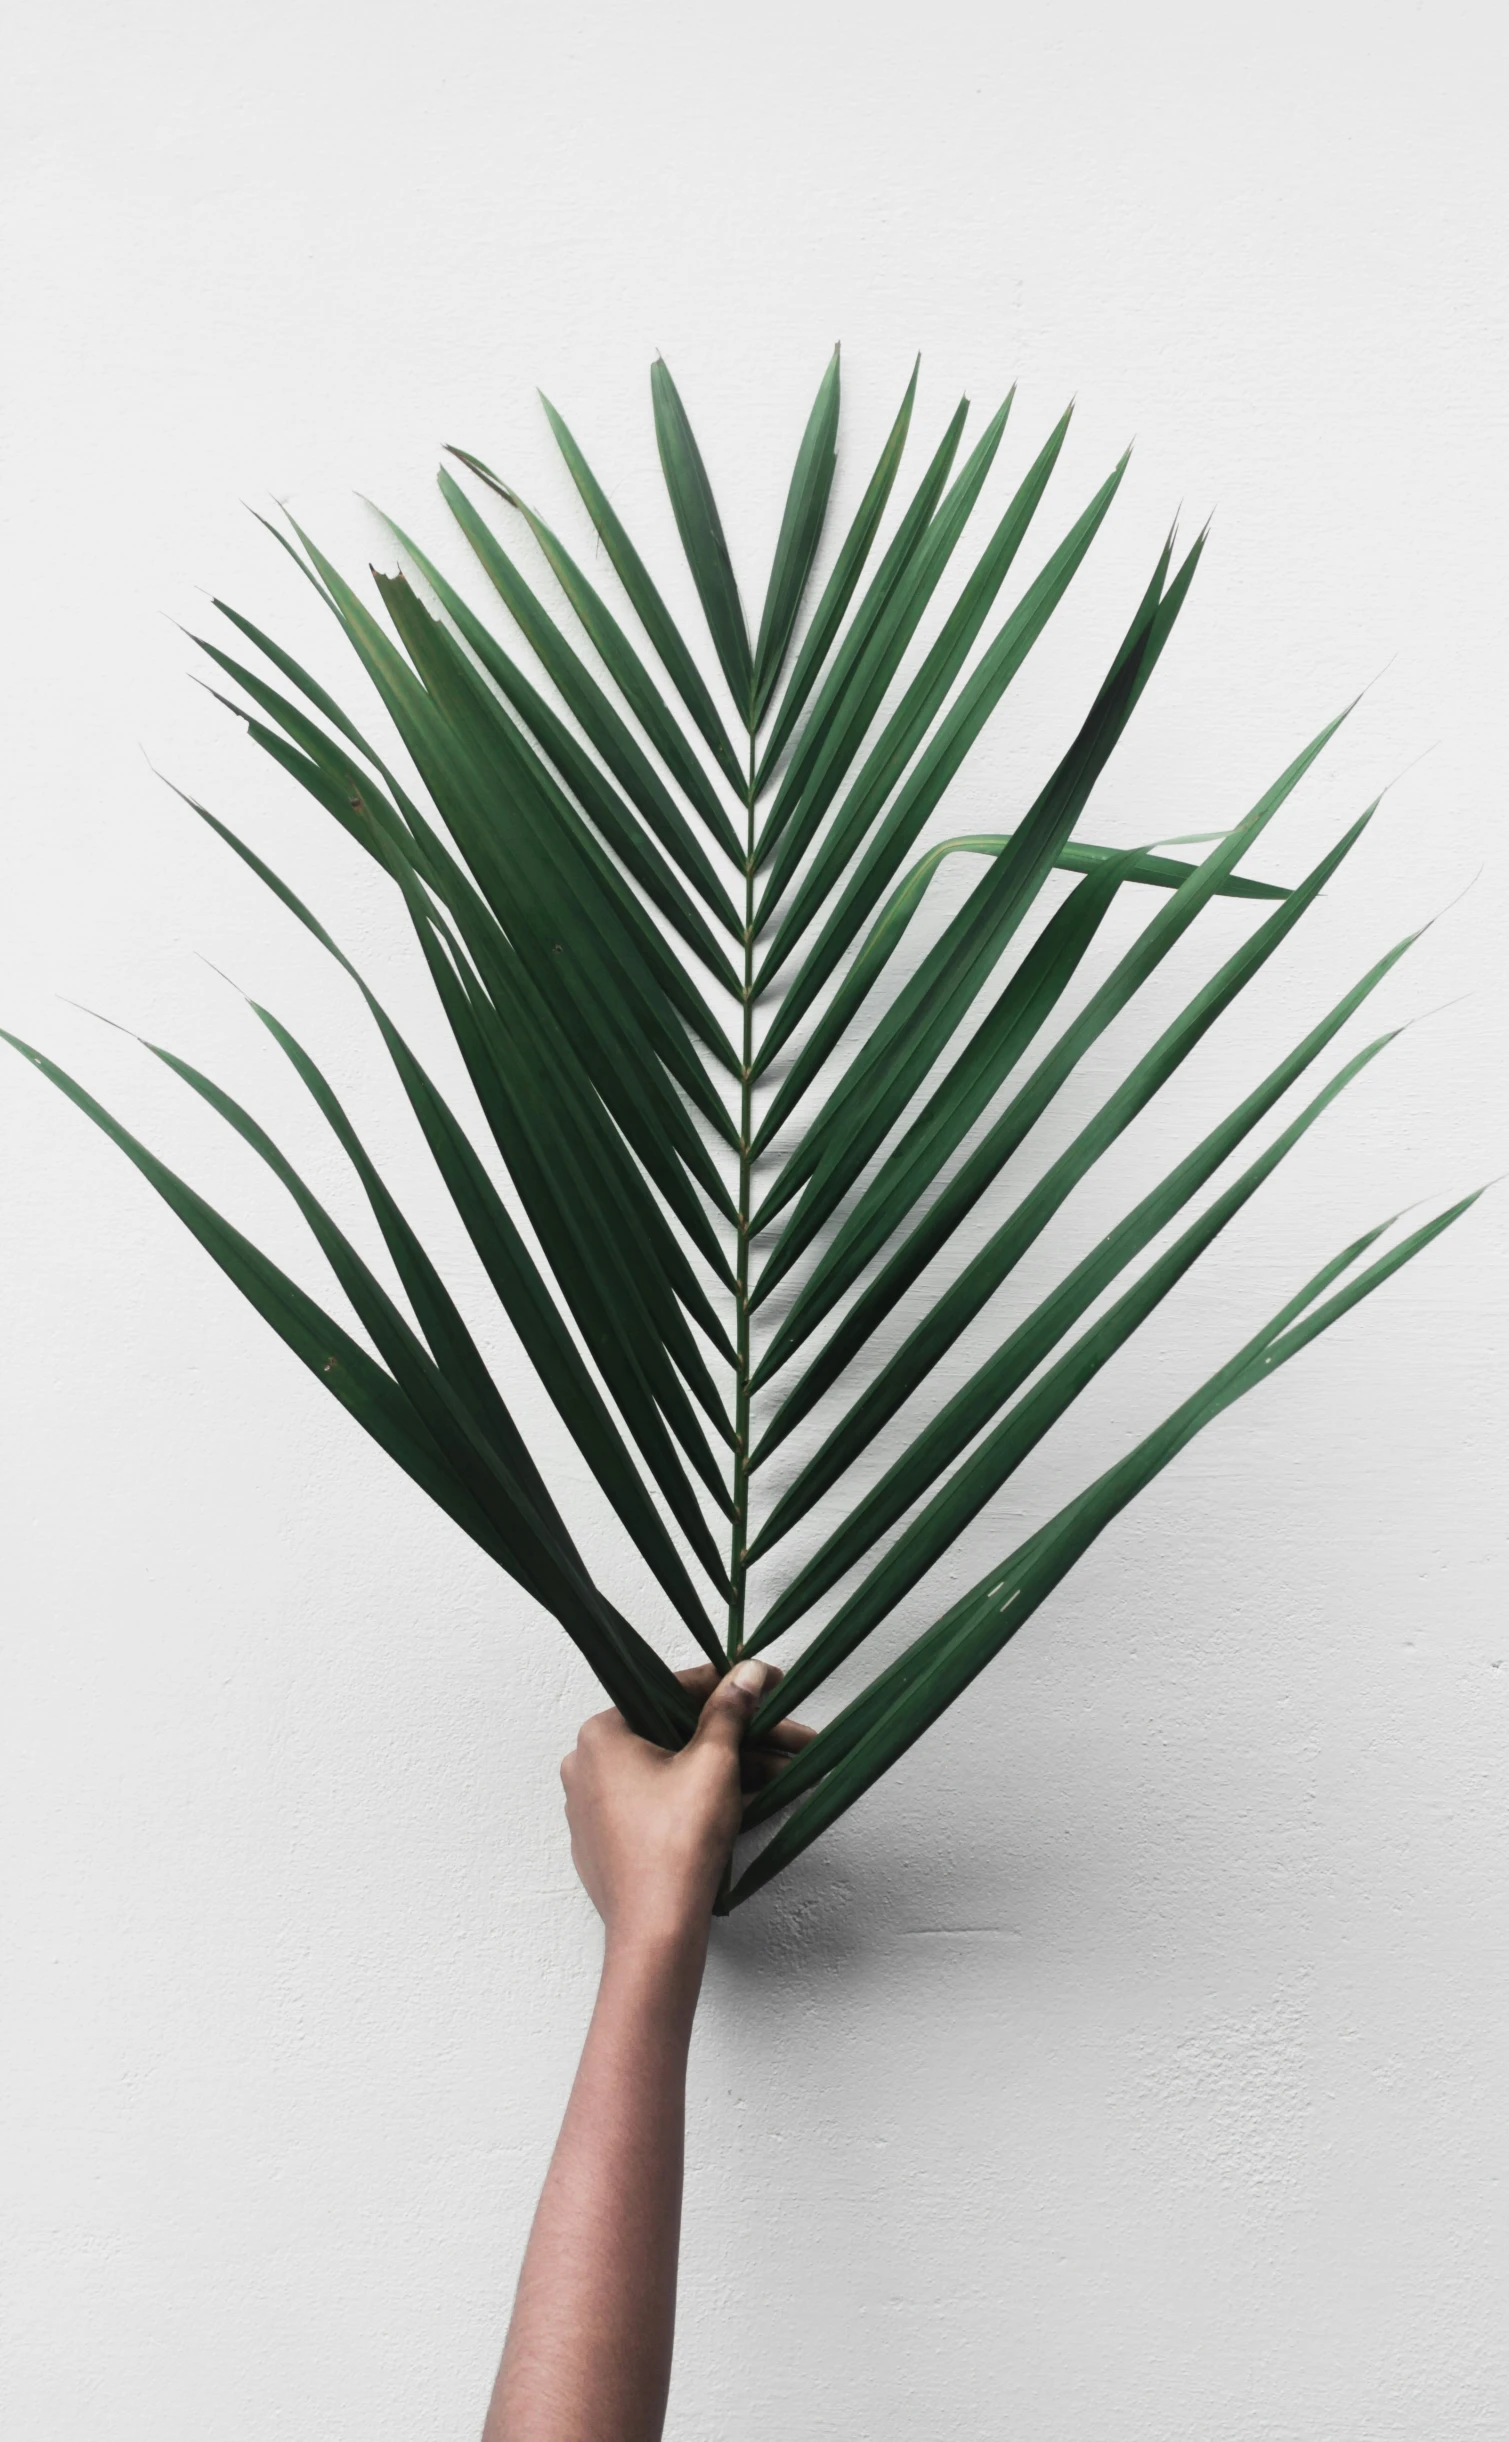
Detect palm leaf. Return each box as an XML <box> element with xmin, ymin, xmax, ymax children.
<box><xmin>651</xmin><ymin>356</ymin><xmax>753</xmax><ymax>715</ymax></box>
<box><xmin>439</xmin><ymin>467</ymin><xmax>746</xmax><ymax>914</ymax></box>
<box><xmin>751</xmin><ymin>444</ymin><xmax>1135</xmax><ymax>1051</ymax></box>
<box><xmin>1</xmin><ymin>1027</ymin><xmax>697</xmax><ymax>1745</ymax></box>
<box><xmin>748</xmin><ymin>735</ymin><xmax>1364</xmax><ymax>1475</ymax></box>
<box><xmin>751</xmin><ymin>345</ymin><xmax>842</xmax><ymax>728</ymax></box>
<box><xmin>731</xmin><ymin>1196</ymin><xmax>1479</xmax><ymax>1900</ymax></box>
<box><xmin>371</xmin><ymin>511</ymin><xmax>743</xmax><ymax>995</ymax></box>
<box><xmin>748</xmin><ymin>799</ymin><xmax>1378</xmax><ymax>1544</ymax></box>
<box><xmin>537</xmin><ymin>392</ymin><xmax>748</xmax><ymax>793</ymax></box>
<box><xmin>752</xmin><ymin>392</ymin><xmax>974</xmax><ymax>868</ymax></box>
<box><xmin>8</xmin><ymin>350</ymin><xmax>1472</xmax><ymax>1909</ymax></box>
<box><xmin>752</xmin><ymin>388</ymin><xmax>1018</xmax><ymax>902</ymax></box>
<box><xmin>747</xmin><ymin>982</ymin><xmax>1411</xmax><ymax>1669</ymax></box>
<box><xmin>182</xmin><ymin>798</ymin><xmax>727</xmax><ymax>1648</ymax></box>
<box><xmin>753</xmin><ymin>356</ymin><xmax>919</xmax><ymax>790</ymax></box>
<box><xmin>748</xmin><ymin>527</ymin><xmax>1198</xmax><ymax>1228</ymax></box>
<box><xmin>440</xmin><ymin>449</ymin><xmax>744</xmax><ymax>859</ymax></box>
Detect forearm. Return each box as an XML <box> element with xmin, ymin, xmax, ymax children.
<box><xmin>484</xmin><ymin>1923</ymin><xmax>708</xmax><ymax>2442</ymax></box>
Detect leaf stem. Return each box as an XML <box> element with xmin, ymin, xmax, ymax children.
<box><xmin>727</xmin><ymin>725</ymin><xmax>758</xmax><ymax>1657</ymax></box>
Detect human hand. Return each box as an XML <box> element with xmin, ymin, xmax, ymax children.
<box><xmin>560</xmin><ymin>1663</ymin><xmax>814</xmax><ymax>1953</ymax></box>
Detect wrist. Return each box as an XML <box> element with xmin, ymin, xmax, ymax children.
<box><xmin>601</xmin><ymin>1909</ymin><xmax>711</xmax><ymax>2004</ymax></box>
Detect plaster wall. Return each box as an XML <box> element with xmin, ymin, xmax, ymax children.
<box><xmin>2</xmin><ymin>3</ymin><xmax>1506</xmax><ymax>2435</ymax></box>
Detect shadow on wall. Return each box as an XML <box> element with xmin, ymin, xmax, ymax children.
<box><xmin>704</xmin><ymin>1770</ymin><xmax>1099</xmax><ymax>2000</ymax></box>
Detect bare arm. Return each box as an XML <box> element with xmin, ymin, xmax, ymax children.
<box><xmin>483</xmin><ymin>1661</ymin><xmax>809</xmax><ymax>2442</ymax></box>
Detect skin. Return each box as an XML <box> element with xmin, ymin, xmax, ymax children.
<box><xmin>482</xmin><ymin>1660</ymin><xmax>813</xmax><ymax>2442</ymax></box>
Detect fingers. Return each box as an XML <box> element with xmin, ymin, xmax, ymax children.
<box><xmin>739</xmin><ymin>1722</ymin><xmax>816</xmax><ymax>1791</ymax></box>
<box><xmin>676</xmin><ymin>1660</ymin><xmax>788</xmax><ymax>1693</ymax></box>
<box><xmin>560</xmin><ymin>1702</ymin><xmax>635</xmax><ymax>1792</ymax></box>
<box><xmin>674</xmin><ymin>1659</ymin><xmax>790</xmax><ymax>1706</ymax></box>
<box><xmin>686</xmin><ymin>1658</ymin><xmax>779</xmax><ymax>1759</ymax></box>
<box><xmin>560</xmin><ymin>1674</ymin><xmax>810</xmax><ymax>1795</ymax></box>
<box><xmin>674</xmin><ymin>1662</ymin><xmax>812</xmax><ymax>1775</ymax></box>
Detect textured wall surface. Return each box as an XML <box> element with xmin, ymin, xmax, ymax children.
<box><xmin>2</xmin><ymin>4</ymin><xmax>1505</xmax><ymax>2435</ymax></box>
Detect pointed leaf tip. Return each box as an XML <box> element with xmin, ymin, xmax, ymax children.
<box><xmin>751</xmin><ymin>344</ymin><xmax>845</xmax><ymax>724</ymax></box>
<box><xmin>444</xmin><ymin>445</ymin><xmax>519</xmax><ymax>507</ymax></box>
<box><xmin>651</xmin><ymin>355</ymin><xmax>752</xmax><ymax>711</ymax></box>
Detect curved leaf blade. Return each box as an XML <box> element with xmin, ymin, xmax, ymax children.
<box><xmin>755</xmin><ymin>357</ymin><xmax>919</xmax><ymax>788</ymax></box>
<box><xmin>540</xmin><ymin>391</ymin><xmax>748</xmax><ymax>790</ymax></box>
<box><xmin>376</xmin><ymin>510</ymin><xmax>743</xmax><ymax>998</ymax></box>
<box><xmin>250</xmin><ymin>992</ymin><xmax>729</xmax><ymax>1667</ymax></box>
<box><xmin>753</xmin><ymin>447</ymin><xmax>1133</xmax><ymax>1056</ymax></box>
<box><xmin>753</xmin><ymin>389</ymin><xmax>1020</xmax><ymax>917</ymax></box>
<box><xmin>651</xmin><ymin>356</ymin><xmax>752</xmax><ymax>714</ymax></box>
<box><xmin>753</xmin><ymin>714</ymin><xmax>1357</xmax><ymax>1464</ymax></box>
<box><xmin>751</xmin><ymin>346</ymin><xmax>842</xmax><ymax>727</ymax></box>
<box><xmin>192</xmin><ymin>801</ymin><xmax>730</xmax><ymax>1647</ymax></box>
<box><xmin>439</xmin><ymin>469</ymin><xmax>743</xmax><ymax>933</ymax></box>
<box><xmin>754</xmin><ymin>394</ymin><xmax>974</xmax><ymax>870</ymax></box>
<box><xmin>751</xmin><ymin>856</ymin><xmax>1136</xmax><ymax>1357</ymax></box>
<box><xmin>750</xmin><ymin>1021</ymin><xmax>1403</xmax><ymax>1669</ymax></box>
<box><xmin>731</xmin><ymin>1196</ymin><xmax>1479</xmax><ymax>1896</ymax></box>
<box><xmin>445</xmin><ymin>452</ymin><xmax>744</xmax><ymax>859</ymax></box>
<box><xmin>754</xmin><ymin>796</ymin><xmax>1374</xmax><ymax>1528</ymax></box>
<box><xmin>1</xmin><ymin>1028</ymin><xmax>698</xmax><ymax>1742</ymax></box>
<box><xmin>751</xmin><ymin>522</ymin><xmax>1190</xmax><ymax>1214</ymax></box>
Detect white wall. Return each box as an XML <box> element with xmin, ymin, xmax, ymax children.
<box><xmin>2</xmin><ymin>3</ymin><xmax>1505</xmax><ymax>2434</ymax></box>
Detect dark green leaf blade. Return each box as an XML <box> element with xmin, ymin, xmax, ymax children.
<box><xmin>187</xmin><ymin>632</ymin><xmax>430</xmax><ymax>880</ymax></box>
<box><xmin>538</xmin><ymin>391</ymin><xmax>748</xmax><ymax>791</ymax></box>
<box><xmin>751</xmin><ymin>346</ymin><xmax>842</xmax><ymax>728</ymax></box>
<box><xmin>751</xmin><ymin>520</ymin><xmax>1191</xmax><ymax>1220</ymax></box>
<box><xmin>248</xmin><ymin>992</ymin><xmax>728</xmax><ymax>1667</ymax></box>
<box><xmin>367</xmin><ymin>565</ymin><xmax>744</xmax><ymax>1212</ymax></box>
<box><xmin>737</xmin><ymin>1214</ymin><xmax>1401</xmax><ymax>1830</ymax></box>
<box><xmin>754</xmin><ymin>394</ymin><xmax>982</xmax><ymax>873</ymax></box>
<box><xmin>277</xmin><ymin>512</ymin><xmax>739</xmax><ymax>1209</ymax></box>
<box><xmin>731</xmin><ymin>1196</ymin><xmax>1479</xmax><ymax>1898</ymax></box>
<box><xmin>375</xmin><ymin>509</ymin><xmax>743</xmax><ymax>996</ymax></box>
<box><xmin>137</xmin><ymin>1017</ymin><xmax>720</xmax><ymax>1740</ymax></box>
<box><xmin>750</xmin><ymin>838</ymin><xmax>1311</xmax><ymax>1394</ymax></box>
<box><xmin>755</xmin><ymin>358</ymin><xmax>919</xmax><ymax>790</ymax></box>
<box><xmin>284</xmin><ymin>539</ymin><xmax>742</xmax><ymax>1311</ymax></box>
<box><xmin>753</xmin><ymin>447</ymin><xmax>1133</xmax><ymax>1056</ymax></box>
<box><xmin>753</xmin><ymin>389</ymin><xmax>1021</xmax><ymax>913</ymax></box>
<box><xmin>230</xmin><ymin>585</ymin><xmax>741</xmax><ymax>1526</ymax></box>
<box><xmin>189</xmin><ymin>798</ymin><xmax>734</xmax><ymax>1633</ymax></box>
<box><xmin>738</xmin><ymin>828</ymin><xmax>1285</xmax><ymax>1331</ymax></box>
<box><xmin>210</xmin><ymin>597</ymin><xmax>388</xmax><ymax>760</ymax></box>
<box><xmin>439</xmin><ymin>468</ymin><xmax>744</xmax><ymax>932</ymax></box>
<box><xmin>446</xmin><ymin>992</ymin><xmax>737</xmax><ymax>1530</ymax></box>
<box><xmin>751</xmin><ymin>856</ymin><xmax>1140</xmax><ymax>1362</ymax></box>
<box><xmin>755</xmin><ymin>397</ymin><xmax>1068</xmax><ymax>932</ymax></box>
<box><xmin>137</xmin><ymin>1031</ymin><xmax>598</xmax><ymax>1589</ymax></box>
<box><xmin>371</xmin><ymin>827</ymin><xmax>740</xmax><ymax>1492</ymax></box>
<box><xmin>754</xmin><ymin>792</ymin><xmax>1374</xmax><ymax>1528</ymax></box>
<box><xmin>0</xmin><ymin>1027</ymin><xmax>697</xmax><ymax>1743</ymax></box>
<box><xmin>753</xmin><ymin>714</ymin><xmax>1357</xmax><ymax>1471</ymax></box>
<box><xmin>651</xmin><ymin>356</ymin><xmax>753</xmax><ymax>715</ymax></box>
<box><xmin>443</xmin><ymin>452</ymin><xmax>744</xmax><ymax>859</ymax></box>
<box><xmin>750</xmin><ymin>1016</ymin><xmax>1405</xmax><ymax>1672</ymax></box>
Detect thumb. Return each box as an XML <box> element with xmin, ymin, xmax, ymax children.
<box><xmin>688</xmin><ymin>1659</ymin><xmax>776</xmax><ymax>1760</ymax></box>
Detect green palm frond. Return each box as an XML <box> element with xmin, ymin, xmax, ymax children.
<box><xmin>10</xmin><ymin>351</ymin><xmax>1477</xmax><ymax>1910</ymax></box>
